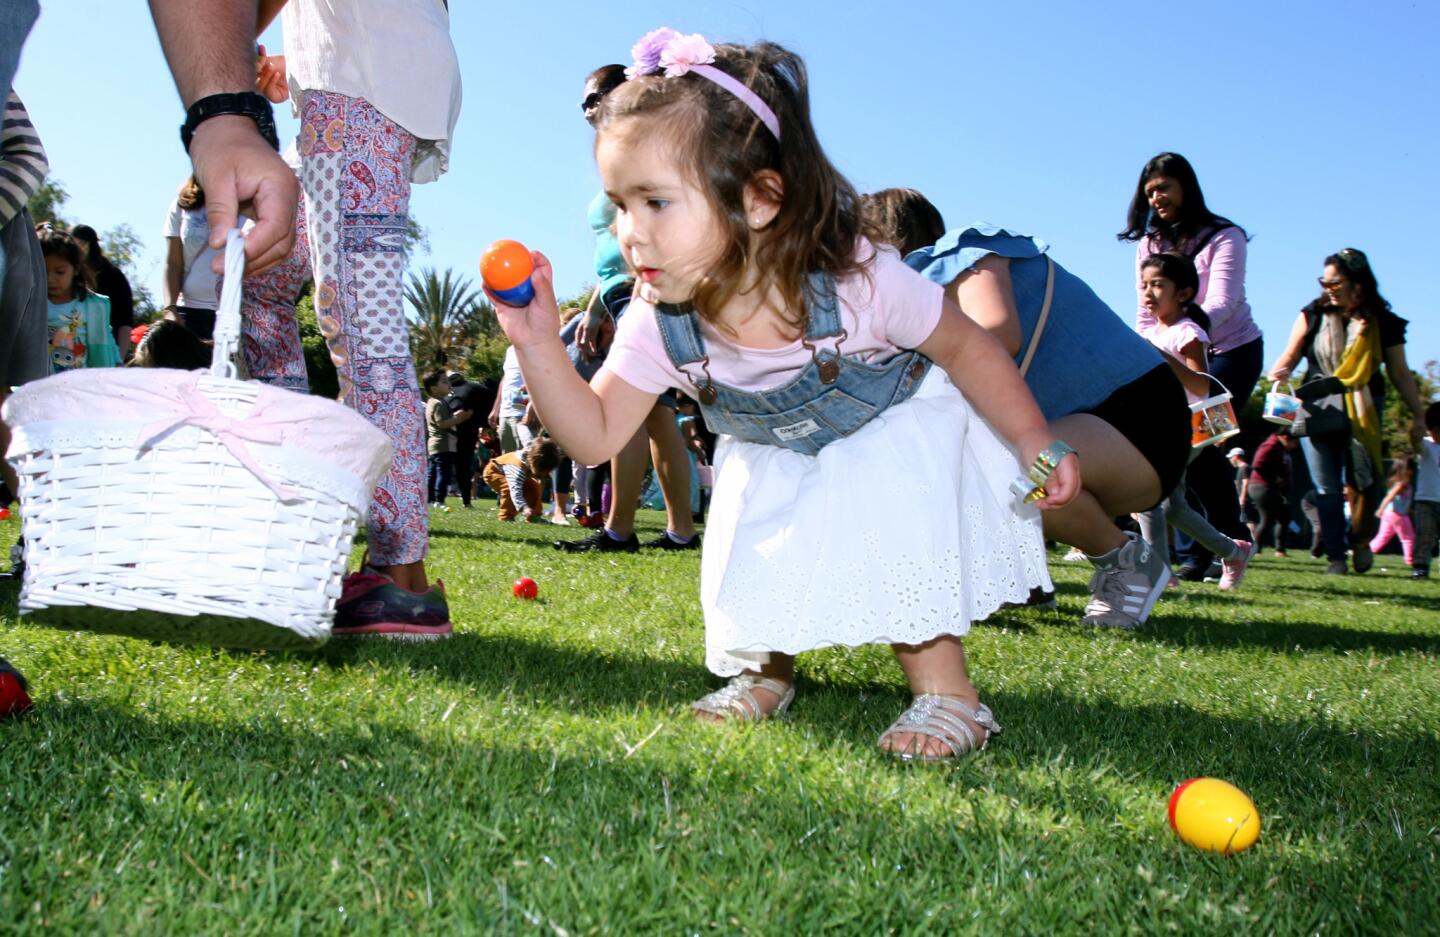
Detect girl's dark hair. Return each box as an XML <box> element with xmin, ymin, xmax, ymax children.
<box><xmin>1140</xmin><ymin>251</ymin><xmax>1211</xmax><ymax>333</ymax></box>
<box><xmin>69</xmin><ymin>223</ymin><xmax>111</xmax><ymax>269</ymax></box>
<box><xmin>130</xmin><ymin>318</ymin><xmax>212</xmax><ymax>369</ymax></box>
<box><xmin>1118</xmin><ymin>152</ymin><xmax>1246</xmax><ymax>249</ymax></box>
<box><xmin>38</xmin><ymin>228</ymin><xmax>93</xmax><ymax>298</ymax></box>
<box><xmin>177</xmin><ymin>175</ymin><xmax>205</xmax><ymax>211</ymax></box>
<box><xmin>595</xmin><ymin>40</ymin><xmax>863</xmax><ymax>333</ymax></box>
<box><xmin>857</xmin><ymin>188</ymin><xmax>946</xmax><ymax>258</ymax></box>
<box><xmin>1316</xmin><ymin>247</ymin><xmax>1392</xmax><ymax>321</ymax></box>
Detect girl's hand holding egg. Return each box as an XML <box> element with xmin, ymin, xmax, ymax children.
<box><xmin>480</xmin><ymin>240</ymin><xmax>562</xmax><ymax>350</ymax></box>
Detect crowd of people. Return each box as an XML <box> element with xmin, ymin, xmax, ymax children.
<box><xmin>0</xmin><ymin>5</ymin><xmax>1432</xmax><ymax>762</ymax></box>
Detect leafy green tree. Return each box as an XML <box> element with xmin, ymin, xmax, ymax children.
<box><xmin>404</xmin><ymin>266</ymin><xmax>483</xmax><ymax>369</ymax></box>
<box><xmin>294</xmin><ymin>284</ymin><xmax>341</xmax><ymax>399</ymax></box>
<box><xmin>1382</xmin><ymin>359</ymin><xmax>1438</xmax><ymax>457</ymax></box>
<box><xmin>101</xmin><ymin>223</ymin><xmax>159</xmax><ymax>321</ymax></box>
<box><xmin>26</xmin><ymin>178</ymin><xmax>68</xmax><ymax>227</ymax></box>
<box><xmin>403</xmin><ymin>216</ymin><xmax>430</xmax><ymax>261</ymax></box>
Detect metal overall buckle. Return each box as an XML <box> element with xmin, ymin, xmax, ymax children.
<box><xmin>802</xmin><ymin>328</ymin><xmax>848</xmax><ymax>385</ymax></box>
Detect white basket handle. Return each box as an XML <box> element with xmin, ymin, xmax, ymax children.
<box><xmin>211</xmin><ymin>229</ymin><xmax>247</xmax><ymax>380</ymax></box>
<box><xmin>1198</xmin><ymin>372</ymin><xmax>1233</xmax><ymax>399</ymax></box>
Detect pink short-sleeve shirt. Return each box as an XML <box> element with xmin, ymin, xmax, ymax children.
<box><xmin>603</xmin><ymin>242</ymin><xmax>944</xmax><ymax>396</ymax></box>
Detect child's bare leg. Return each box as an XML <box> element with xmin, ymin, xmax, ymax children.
<box><xmin>692</xmin><ymin>652</ymin><xmax>794</xmax><ymax>723</ymax></box>
<box><xmin>885</xmin><ymin>636</ymin><xmax>990</xmax><ymax>758</ymax></box>
<box><xmin>373</xmin><ymin>560</ymin><xmax>427</xmax><ymax>593</ymax></box>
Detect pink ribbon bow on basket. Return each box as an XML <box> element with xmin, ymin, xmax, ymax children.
<box><xmin>135</xmin><ymin>381</ymin><xmax>301</xmax><ymax>502</ymax></box>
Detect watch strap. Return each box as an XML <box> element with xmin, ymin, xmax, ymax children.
<box><xmin>180</xmin><ymin>91</ymin><xmax>280</xmax><ymax>153</ymax></box>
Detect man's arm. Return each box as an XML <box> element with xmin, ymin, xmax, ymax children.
<box><xmin>257</xmin><ymin>0</ymin><xmax>288</xmax><ymax>34</ymax></box>
<box><xmin>0</xmin><ymin>94</ymin><xmax>48</xmax><ymax>227</ymax></box>
<box><xmin>148</xmin><ymin>0</ymin><xmax>297</xmax><ymax>273</ymax></box>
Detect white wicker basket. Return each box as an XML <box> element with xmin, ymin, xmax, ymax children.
<box><xmin>2</xmin><ymin>231</ymin><xmax>392</xmax><ymax>649</ymax></box>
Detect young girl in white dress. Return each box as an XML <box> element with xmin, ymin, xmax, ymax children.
<box><xmin>488</xmin><ymin>28</ymin><xmax>1080</xmax><ymax>761</ymax></box>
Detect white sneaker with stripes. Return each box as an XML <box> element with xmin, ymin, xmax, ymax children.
<box><xmin>1081</xmin><ymin>532</ymin><xmax>1168</xmax><ymax>629</ymax></box>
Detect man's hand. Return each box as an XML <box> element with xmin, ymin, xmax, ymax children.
<box><xmin>189</xmin><ymin>115</ymin><xmax>297</xmax><ymax>274</ymax></box>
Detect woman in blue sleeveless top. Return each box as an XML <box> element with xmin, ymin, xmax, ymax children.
<box><xmin>862</xmin><ymin>189</ymin><xmax>1190</xmax><ymax>631</ymax></box>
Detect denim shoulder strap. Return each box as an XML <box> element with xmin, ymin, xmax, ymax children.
<box><xmin>653</xmin><ymin>304</ymin><xmax>707</xmax><ymax>369</ymax></box>
<box><xmin>803</xmin><ymin>274</ymin><xmax>844</xmax><ymax>341</ymax></box>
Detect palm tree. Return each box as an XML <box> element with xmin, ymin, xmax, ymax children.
<box><xmin>404</xmin><ymin>267</ymin><xmax>484</xmax><ymax>368</ymax></box>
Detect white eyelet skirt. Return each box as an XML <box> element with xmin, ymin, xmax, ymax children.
<box><xmin>700</xmin><ymin>369</ymin><xmax>1051</xmax><ymax>676</ymax></box>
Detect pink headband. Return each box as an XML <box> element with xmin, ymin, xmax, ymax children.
<box><xmin>626</xmin><ymin>28</ymin><xmax>781</xmax><ymax>142</ymax></box>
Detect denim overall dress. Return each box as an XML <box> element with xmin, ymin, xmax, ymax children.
<box><xmin>647</xmin><ymin>264</ymin><xmax>1051</xmax><ymax>679</ymax></box>
<box><xmin>652</xmin><ymin>274</ymin><xmax>932</xmax><ymax>456</ymax></box>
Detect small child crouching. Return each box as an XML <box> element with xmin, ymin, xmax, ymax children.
<box><xmin>482</xmin><ymin>437</ymin><xmax>561</xmax><ymax>522</ymax></box>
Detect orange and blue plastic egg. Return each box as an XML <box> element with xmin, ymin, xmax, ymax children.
<box><xmin>481</xmin><ymin>239</ymin><xmax>535</xmax><ymax>306</ymax></box>
<box><xmin>1168</xmin><ymin>777</ymin><xmax>1261</xmax><ymax>855</ymax></box>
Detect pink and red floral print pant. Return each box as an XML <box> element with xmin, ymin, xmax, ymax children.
<box><xmin>240</xmin><ymin>91</ymin><xmax>426</xmax><ymax>566</ymax></box>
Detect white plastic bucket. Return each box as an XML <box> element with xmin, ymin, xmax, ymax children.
<box><xmin>1263</xmin><ymin>381</ymin><xmax>1301</xmax><ymax>426</ymax></box>
<box><xmin>1190</xmin><ymin>375</ymin><xmax>1240</xmax><ymax>449</ymax></box>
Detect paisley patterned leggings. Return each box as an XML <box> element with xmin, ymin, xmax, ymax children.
<box><xmin>239</xmin><ymin>91</ymin><xmax>426</xmax><ymax>566</ymax></box>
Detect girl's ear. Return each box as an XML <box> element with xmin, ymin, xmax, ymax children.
<box><xmin>1177</xmin><ymin>286</ymin><xmax>1196</xmax><ymax>306</ymax></box>
<box><xmin>743</xmin><ymin>170</ymin><xmax>784</xmax><ymax>230</ymax></box>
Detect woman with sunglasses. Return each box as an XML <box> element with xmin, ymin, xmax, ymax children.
<box><xmin>1268</xmin><ymin>249</ymin><xmax>1425</xmax><ymax>574</ymax></box>
<box><xmin>1119</xmin><ymin>152</ymin><xmax>1261</xmax><ymax>581</ymax></box>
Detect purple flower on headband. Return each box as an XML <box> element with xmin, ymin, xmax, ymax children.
<box><xmin>627</xmin><ymin>26</ymin><xmax>680</xmax><ymax>77</ymax></box>
<box><xmin>659</xmin><ymin>33</ymin><xmax>716</xmax><ymax>77</ymax></box>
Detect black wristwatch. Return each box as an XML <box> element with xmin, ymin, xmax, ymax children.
<box><xmin>180</xmin><ymin>92</ymin><xmax>280</xmax><ymax>153</ymax></box>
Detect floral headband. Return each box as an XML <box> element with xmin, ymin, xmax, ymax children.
<box><xmin>626</xmin><ymin>27</ymin><xmax>781</xmax><ymax>141</ymax></box>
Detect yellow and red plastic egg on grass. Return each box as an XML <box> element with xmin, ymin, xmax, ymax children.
<box><xmin>1168</xmin><ymin>777</ymin><xmax>1261</xmax><ymax>855</ymax></box>
<box><xmin>480</xmin><ymin>239</ymin><xmax>535</xmax><ymax>306</ymax></box>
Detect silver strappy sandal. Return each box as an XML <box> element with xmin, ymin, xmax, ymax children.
<box><xmin>878</xmin><ymin>694</ymin><xmax>1002</xmax><ymax>762</ymax></box>
<box><xmin>692</xmin><ymin>674</ymin><xmax>795</xmax><ymax>723</ymax></box>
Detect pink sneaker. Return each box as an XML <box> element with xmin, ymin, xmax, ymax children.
<box><xmin>332</xmin><ymin>570</ymin><xmax>453</xmax><ymax>640</ymax></box>
<box><xmin>1218</xmin><ymin>541</ymin><xmax>1256</xmax><ymax>591</ymax></box>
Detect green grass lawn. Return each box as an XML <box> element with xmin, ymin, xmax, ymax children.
<box><xmin>2</xmin><ymin>505</ymin><xmax>1437</xmax><ymax>934</ymax></box>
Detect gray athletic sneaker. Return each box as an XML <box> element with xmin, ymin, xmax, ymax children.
<box><xmin>1081</xmin><ymin>532</ymin><xmax>1169</xmax><ymax>629</ymax></box>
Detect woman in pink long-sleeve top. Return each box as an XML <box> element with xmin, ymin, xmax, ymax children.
<box><xmin>1119</xmin><ymin>152</ymin><xmax>1263</xmax><ymax>580</ymax></box>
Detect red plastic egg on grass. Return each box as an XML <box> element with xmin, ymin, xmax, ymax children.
<box><xmin>0</xmin><ymin>507</ymin><xmax>10</xmax><ymax>521</ymax></box>
<box><xmin>512</xmin><ymin>577</ymin><xmax>538</xmax><ymax>600</ymax></box>
<box><xmin>481</xmin><ymin>239</ymin><xmax>535</xmax><ymax>306</ymax></box>
<box><xmin>1168</xmin><ymin>777</ymin><xmax>1261</xmax><ymax>855</ymax></box>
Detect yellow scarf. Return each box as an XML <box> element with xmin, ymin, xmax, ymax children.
<box><xmin>1331</xmin><ymin>320</ymin><xmax>1383</xmax><ymax>474</ymax></box>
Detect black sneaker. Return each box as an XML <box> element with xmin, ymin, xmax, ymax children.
<box><xmin>1352</xmin><ymin>544</ymin><xmax>1374</xmax><ymax>574</ymax></box>
<box><xmin>1412</xmin><ymin>566</ymin><xmax>1430</xmax><ymax>580</ymax></box>
<box><xmin>642</xmin><ymin>532</ymin><xmax>701</xmax><ymax>551</ymax></box>
<box><xmin>554</xmin><ymin>529</ymin><xmax>639</xmax><ymax>553</ymax></box>
<box><xmin>1175</xmin><ymin>563</ymin><xmax>1207</xmax><ymax>582</ymax></box>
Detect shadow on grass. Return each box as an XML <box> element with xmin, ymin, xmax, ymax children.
<box><xmin>26</xmin><ymin>685</ymin><xmax>1440</xmax><ymax>818</ymax></box>
<box><xmin>314</xmin><ymin>631</ymin><xmax>713</xmax><ymax>714</ymax></box>
<box><xmin>10</xmin><ymin>694</ymin><xmax>1435</xmax><ymax>933</ymax></box>
<box><xmin>1278</xmin><ymin>581</ymin><xmax>1440</xmax><ymax>612</ymax></box>
<box><xmin>780</xmin><ymin>680</ymin><xmax>1440</xmax><ymax>809</ymax></box>
<box><xmin>1132</xmin><ymin>610</ymin><xmax>1440</xmax><ymax>656</ymax></box>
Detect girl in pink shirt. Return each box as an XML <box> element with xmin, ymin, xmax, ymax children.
<box><xmin>489</xmin><ymin>29</ymin><xmax>1079</xmax><ymax>762</ymax></box>
<box><xmin>1134</xmin><ymin>252</ymin><xmax>1255</xmax><ymax>590</ymax></box>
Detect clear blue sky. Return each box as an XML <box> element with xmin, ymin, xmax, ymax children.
<box><xmin>15</xmin><ymin>1</ymin><xmax>1439</xmax><ymax>371</ymax></box>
